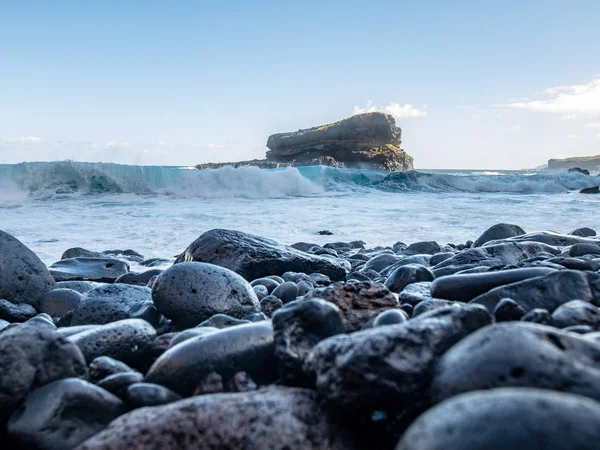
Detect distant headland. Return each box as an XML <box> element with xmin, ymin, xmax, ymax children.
<box><xmin>195</xmin><ymin>112</ymin><xmax>414</xmax><ymax>172</ymax></box>
<box><xmin>548</xmin><ymin>155</ymin><xmax>600</xmax><ymax>171</ymax></box>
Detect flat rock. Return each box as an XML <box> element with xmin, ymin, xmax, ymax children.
<box><xmin>49</xmin><ymin>257</ymin><xmax>129</xmax><ymax>282</ymax></box>
<box><xmin>68</xmin><ymin>319</ymin><xmax>156</xmax><ymax>365</ymax></box>
<box><xmin>0</xmin><ymin>317</ymin><xmax>88</xmax><ymax>422</ymax></box>
<box><xmin>55</xmin><ymin>280</ymin><xmax>98</xmax><ymax>293</ymax></box>
<box><xmin>431</xmin><ymin>322</ymin><xmax>600</xmax><ymax>404</ymax></box>
<box><xmin>470</xmin><ymin>270</ymin><xmax>600</xmax><ymax>313</ymax></box>
<box><xmin>0</xmin><ymin>230</ymin><xmax>55</xmax><ymax>305</ymax></box>
<box><xmin>305</xmin><ymin>281</ymin><xmax>399</xmax><ymax>332</ymax></box>
<box><xmin>97</xmin><ymin>372</ymin><xmax>144</xmax><ymax>398</ymax></box>
<box><xmin>145</xmin><ymin>321</ymin><xmax>276</xmax><ymax>396</ymax></box>
<box><xmin>483</xmin><ymin>231</ymin><xmax>600</xmax><ymax>247</ymax></box>
<box><xmin>174</xmin><ymin>229</ymin><xmax>349</xmax><ymax>281</ymax></box>
<box><xmin>306</xmin><ymin>305</ymin><xmax>492</xmax><ymax>415</ymax></box>
<box><xmin>396</xmin><ymin>388</ymin><xmax>600</xmax><ymax>450</ymax></box>
<box><xmin>71</xmin><ymin>284</ymin><xmax>153</xmax><ymax>326</ymax></box>
<box><xmin>152</xmin><ymin>262</ymin><xmax>260</xmax><ymax>328</ymax></box>
<box><xmin>76</xmin><ymin>387</ymin><xmax>355</xmax><ymax>450</ymax></box>
<box><xmin>272</xmin><ymin>298</ymin><xmax>345</xmax><ymax>385</ymax></box>
<box><xmin>7</xmin><ymin>378</ymin><xmax>124</xmax><ymax>450</ymax></box>
<box><xmin>431</xmin><ymin>267</ymin><xmax>556</xmax><ymax>302</ymax></box>
<box><xmin>472</xmin><ymin>223</ymin><xmax>525</xmax><ymax>247</ymax></box>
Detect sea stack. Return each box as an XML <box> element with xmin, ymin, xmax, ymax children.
<box><xmin>266</xmin><ymin>112</ymin><xmax>413</xmax><ymax>171</ymax></box>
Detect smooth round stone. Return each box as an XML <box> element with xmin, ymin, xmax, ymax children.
<box><xmin>271</xmin><ymin>281</ymin><xmax>298</xmax><ymax>303</ymax></box>
<box><xmin>268</xmin><ymin>275</ymin><xmax>285</xmax><ymax>284</ymax></box>
<box><xmin>68</xmin><ymin>318</ymin><xmax>156</xmax><ymax>365</ymax></box>
<box><xmin>55</xmin><ymin>280</ymin><xmax>97</xmax><ymax>293</ymax></box>
<box><xmin>61</xmin><ymin>247</ymin><xmax>103</xmax><ymax>259</ymax></box>
<box><xmin>0</xmin><ymin>298</ymin><xmax>37</xmax><ymax>322</ymax></box>
<box><xmin>253</xmin><ymin>284</ymin><xmax>269</xmax><ymax>300</ymax></box>
<box><xmin>282</xmin><ymin>272</ymin><xmax>311</xmax><ymax>283</ymax></box>
<box><xmin>89</xmin><ymin>356</ymin><xmax>135</xmax><ymax>383</ymax></box>
<box><xmin>373</xmin><ymin>309</ymin><xmax>407</xmax><ymax>327</ymax></box>
<box><xmin>400</xmin><ymin>303</ymin><xmax>413</xmax><ymax>315</ymax></box>
<box><xmin>431</xmin><ymin>322</ymin><xmax>600</xmax><ymax>404</ymax></box>
<box><xmin>0</xmin><ymin>317</ymin><xmax>88</xmax><ymax>422</ymax></box>
<box><xmin>97</xmin><ymin>371</ymin><xmax>144</xmax><ymax>398</ymax></box>
<box><xmin>309</xmin><ymin>273</ymin><xmax>332</xmax><ymax>286</ymax></box>
<box><xmin>406</xmin><ymin>241</ymin><xmax>440</xmax><ymax>255</ymax></box>
<box><xmin>272</xmin><ymin>298</ymin><xmax>345</xmax><ymax>385</ymax></box>
<box><xmin>243</xmin><ymin>312</ymin><xmax>268</xmax><ymax>322</ymax></box>
<box><xmin>168</xmin><ymin>327</ymin><xmax>219</xmax><ymax>348</ymax></box>
<box><xmin>49</xmin><ymin>257</ymin><xmax>129</xmax><ymax>282</ymax></box>
<box><xmin>413</xmin><ymin>299</ymin><xmax>458</xmax><ymax>317</ymax></box>
<box><xmin>547</xmin><ymin>256</ymin><xmax>600</xmax><ymax>271</ymax></box>
<box><xmin>346</xmin><ymin>271</ymin><xmax>371</xmax><ymax>282</ymax></box>
<box><xmin>363</xmin><ymin>254</ymin><xmax>403</xmax><ymax>273</ymax></box>
<box><xmin>569</xmin><ymin>227</ymin><xmax>596</xmax><ymax>237</ymax></box>
<box><xmin>71</xmin><ymin>284</ymin><xmax>153</xmax><ymax>326</ymax></box>
<box><xmin>145</xmin><ymin>322</ymin><xmax>276</xmax><ymax>397</ymax></box>
<box><xmin>7</xmin><ymin>378</ymin><xmax>125</xmax><ymax>450</ymax></box>
<box><xmin>115</xmin><ymin>269</ymin><xmax>163</xmax><ymax>286</ymax></box>
<box><xmin>152</xmin><ymin>262</ymin><xmax>260</xmax><ymax>328</ymax></box>
<box><xmin>126</xmin><ymin>382</ymin><xmax>182</xmax><ymax>408</ymax></box>
<box><xmin>37</xmin><ymin>288</ymin><xmax>82</xmax><ymax>318</ymax></box>
<box><xmin>250</xmin><ymin>277</ymin><xmax>280</xmax><ymax>293</ymax></box>
<box><xmin>493</xmin><ymin>298</ymin><xmax>526</xmax><ymax>322</ymax></box>
<box><xmin>396</xmin><ymin>388</ymin><xmax>600</xmax><ymax>450</ymax></box>
<box><xmin>472</xmin><ymin>223</ymin><xmax>526</xmax><ymax>247</ymax></box>
<box><xmin>552</xmin><ymin>300</ymin><xmax>600</xmax><ymax>329</ymax></box>
<box><xmin>297</xmin><ymin>280</ymin><xmax>313</xmax><ymax>296</ymax></box>
<box><xmin>143</xmin><ymin>332</ymin><xmax>177</xmax><ymax>359</ymax></box>
<box><xmin>290</xmin><ymin>242</ymin><xmax>319</xmax><ymax>252</ymax></box>
<box><xmin>0</xmin><ymin>230</ymin><xmax>55</xmax><ymax>306</ymax></box>
<box><xmin>198</xmin><ymin>313</ymin><xmax>251</xmax><ymax>329</ymax></box>
<box><xmin>520</xmin><ymin>309</ymin><xmax>552</xmax><ymax>327</ymax></box>
<box><xmin>384</xmin><ymin>264</ymin><xmax>435</xmax><ymax>293</ymax></box>
<box><xmin>260</xmin><ymin>295</ymin><xmax>283</xmax><ymax>317</ymax></box>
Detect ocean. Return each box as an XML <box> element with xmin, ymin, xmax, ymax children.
<box><xmin>0</xmin><ymin>161</ymin><xmax>598</xmax><ymax>267</ymax></box>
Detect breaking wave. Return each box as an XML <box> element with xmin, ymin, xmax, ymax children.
<box><xmin>0</xmin><ymin>161</ymin><xmax>597</xmax><ymax>200</ymax></box>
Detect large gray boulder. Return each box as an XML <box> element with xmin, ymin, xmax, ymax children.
<box><xmin>174</xmin><ymin>229</ymin><xmax>349</xmax><ymax>282</ymax></box>
<box><xmin>76</xmin><ymin>387</ymin><xmax>355</xmax><ymax>450</ymax></box>
<box><xmin>472</xmin><ymin>223</ymin><xmax>525</xmax><ymax>247</ymax></box>
<box><xmin>396</xmin><ymin>388</ymin><xmax>600</xmax><ymax>450</ymax></box>
<box><xmin>306</xmin><ymin>305</ymin><xmax>491</xmax><ymax>415</ymax></box>
<box><xmin>431</xmin><ymin>322</ymin><xmax>600</xmax><ymax>404</ymax></box>
<box><xmin>0</xmin><ymin>317</ymin><xmax>88</xmax><ymax>422</ymax></box>
<box><xmin>0</xmin><ymin>230</ymin><xmax>55</xmax><ymax>306</ymax></box>
<box><xmin>7</xmin><ymin>378</ymin><xmax>124</xmax><ymax>450</ymax></box>
<box><xmin>152</xmin><ymin>262</ymin><xmax>260</xmax><ymax>328</ymax></box>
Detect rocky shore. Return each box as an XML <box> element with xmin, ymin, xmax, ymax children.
<box><xmin>2</xmin><ymin>224</ymin><xmax>600</xmax><ymax>448</ymax></box>
<box><xmin>195</xmin><ymin>112</ymin><xmax>414</xmax><ymax>172</ymax></box>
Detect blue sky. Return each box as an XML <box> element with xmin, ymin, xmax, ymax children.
<box><xmin>1</xmin><ymin>0</ymin><xmax>599</xmax><ymax>168</ymax></box>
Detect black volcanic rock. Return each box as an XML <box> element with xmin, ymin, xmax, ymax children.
<box><xmin>174</xmin><ymin>229</ymin><xmax>349</xmax><ymax>282</ymax></box>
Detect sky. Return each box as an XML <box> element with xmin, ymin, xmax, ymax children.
<box><xmin>1</xmin><ymin>0</ymin><xmax>599</xmax><ymax>169</ymax></box>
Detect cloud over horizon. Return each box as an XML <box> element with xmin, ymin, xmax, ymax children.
<box><xmin>500</xmin><ymin>78</ymin><xmax>600</xmax><ymax>116</ymax></box>
<box><xmin>353</xmin><ymin>101</ymin><xmax>427</xmax><ymax>119</ymax></box>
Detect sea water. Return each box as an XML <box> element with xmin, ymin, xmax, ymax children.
<box><xmin>0</xmin><ymin>161</ymin><xmax>598</xmax><ymax>266</ymax></box>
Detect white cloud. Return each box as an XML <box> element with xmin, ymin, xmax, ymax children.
<box><xmin>586</xmin><ymin>123</ymin><xmax>600</xmax><ymax>128</ymax></box>
<box><xmin>353</xmin><ymin>101</ymin><xmax>427</xmax><ymax>119</ymax></box>
<box><xmin>507</xmin><ymin>125</ymin><xmax>521</xmax><ymax>131</ymax></box>
<box><xmin>105</xmin><ymin>141</ymin><xmax>130</xmax><ymax>148</ymax></box>
<box><xmin>500</xmin><ymin>78</ymin><xmax>600</xmax><ymax>116</ymax></box>
<box><xmin>568</xmin><ymin>134</ymin><xmax>580</xmax><ymax>139</ymax></box>
<box><xmin>1</xmin><ymin>136</ymin><xmax>44</xmax><ymax>144</ymax></box>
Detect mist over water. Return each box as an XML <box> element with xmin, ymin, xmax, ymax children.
<box><xmin>1</xmin><ymin>161</ymin><xmax>598</xmax><ymax>266</ymax></box>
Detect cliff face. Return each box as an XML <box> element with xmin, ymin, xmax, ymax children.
<box><xmin>266</xmin><ymin>113</ymin><xmax>413</xmax><ymax>171</ymax></box>
<box><xmin>548</xmin><ymin>155</ymin><xmax>600</xmax><ymax>171</ymax></box>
